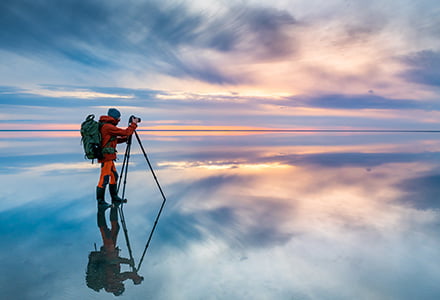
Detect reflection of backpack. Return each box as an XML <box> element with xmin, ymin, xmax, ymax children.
<box><xmin>81</xmin><ymin>114</ymin><xmax>103</xmax><ymax>161</ymax></box>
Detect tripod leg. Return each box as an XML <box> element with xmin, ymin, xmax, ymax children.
<box><xmin>119</xmin><ymin>135</ymin><xmax>133</xmax><ymax>204</ymax></box>
<box><xmin>117</xmin><ymin>137</ymin><xmax>131</xmax><ymax>194</ymax></box>
<box><xmin>134</xmin><ymin>131</ymin><xmax>167</xmax><ymax>203</ymax></box>
<box><xmin>134</xmin><ymin>131</ymin><xmax>168</xmax><ymax>271</ymax></box>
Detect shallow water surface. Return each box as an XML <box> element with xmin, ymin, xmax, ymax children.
<box><xmin>1</xmin><ymin>131</ymin><xmax>440</xmax><ymax>299</ymax></box>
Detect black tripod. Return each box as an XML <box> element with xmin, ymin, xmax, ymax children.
<box><xmin>116</xmin><ymin>130</ymin><xmax>168</xmax><ymax>272</ymax></box>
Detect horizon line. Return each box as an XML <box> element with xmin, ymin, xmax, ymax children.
<box><xmin>1</xmin><ymin>129</ymin><xmax>440</xmax><ymax>133</ymax></box>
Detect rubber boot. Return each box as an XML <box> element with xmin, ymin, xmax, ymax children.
<box><xmin>109</xmin><ymin>184</ymin><xmax>127</xmax><ymax>205</ymax></box>
<box><xmin>96</xmin><ymin>186</ymin><xmax>111</xmax><ymax>209</ymax></box>
<box><xmin>110</xmin><ymin>205</ymin><xmax>119</xmax><ymax>222</ymax></box>
<box><xmin>97</xmin><ymin>205</ymin><xmax>107</xmax><ymax>227</ymax></box>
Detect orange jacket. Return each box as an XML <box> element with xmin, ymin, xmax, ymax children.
<box><xmin>98</xmin><ymin>116</ymin><xmax>137</xmax><ymax>162</ymax></box>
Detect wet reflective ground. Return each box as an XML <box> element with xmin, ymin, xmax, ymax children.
<box><xmin>1</xmin><ymin>131</ymin><xmax>440</xmax><ymax>299</ymax></box>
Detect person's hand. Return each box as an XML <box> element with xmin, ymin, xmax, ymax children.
<box><xmin>132</xmin><ymin>117</ymin><xmax>140</xmax><ymax>124</ymax></box>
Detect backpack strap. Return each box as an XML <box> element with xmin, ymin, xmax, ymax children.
<box><xmin>100</xmin><ymin>122</ymin><xmax>117</xmax><ymax>154</ymax></box>
<box><xmin>102</xmin><ymin>136</ymin><xmax>117</xmax><ymax>154</ymax></box>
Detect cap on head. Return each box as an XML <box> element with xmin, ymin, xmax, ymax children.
<box><xmin>107</xmin><ymin>108</ymin><xmax>121</xmax><ymax>120</ymax></box>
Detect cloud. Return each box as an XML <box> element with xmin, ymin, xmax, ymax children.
<box><xmin>1</xmin><ymin>0</ymin><xmax>440</xmax><ymax>129</ymax></box>
<box><xmin>211</xmin><ymin>6</ymin><xmax>298</xmax><ymax>59</ymax></box>
<box><xmin>396</xmin><ymin>173</ymin><xmax>440</xmax><ymax>210</ymax></box>
<box><xmin>154</xmin><ymin>149</ymin><xmax>440</xmax><ymax>173</ymax></box>
<box><xmin>0</xmin><ymin>85</ymin><xmax>150</xmax><ymax>108</ymax></box>
<box><xmin>0</xmin><ymin>85</ymin><xmax>27</xmax><ymax>94</ymax></box>
<box><xmin>401</xmin><ymin>50</ymin><xmax>440</xmax><ymax>87</ymax></box>
<box><xmin>0</xmin><ymin>199</ymin><xmax>102</xmax><ymax>299</ymax></box>
<box><xmin>147</xmin><ymin>173</ymin><xmax>296</xmax><ymax>249</ymax></box>
<box><xmin>274</xmin><ymin>152</ymin><xmax>439</xmax><ymax>168</ymax></box>
<box><xmin>0</xmin><ymin>0</ymin><xmax>115</xmax><ymax>62</ymax></box>
<box><xmin>0</xmin><ymin>0</ymin><xmax>217</xmax><ymax>82</ymax></box>
<box><xmin>4</xmin><ymin>83</ymin><xmax>440</xmax><ymax>131</ymax></box>
<box><xmin>0</xmin><ymin>0</ymin><xmax>298</xmax><ymax>85</ymax></box>
<box><xmin>3</xmin><ymin>125</ymin><xmax>440</xmax><ymax>298</ymax></box>
<box><xmin>0</xmin><ymin>153</ymin><xmax>80</xmax><ymax>171</ymax></box>
<box><xmin>288</xmin><ymin>94</ymin><xmax>435</xmax><ymax>110</ymax></box>
<box><xmin>6</xmin><ymin>84</ymin><xmax>440</xmax><ymax>112</ymax></box>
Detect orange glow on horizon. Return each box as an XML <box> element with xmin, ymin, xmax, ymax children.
<box><xmin>0</xmin><ymin>123</ymin><xmax>318</xmax><ymax>131</ymax></box>
<box><xmin>138</xmin><ymin>125</ymin><xmax>277</xmax><ymax>131</ymax></box>
<box><xmin>0</xmin><ymin>124</ymin><xmax>80</xmax><ymax>130</ymax></box>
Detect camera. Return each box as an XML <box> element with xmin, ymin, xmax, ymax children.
<box><xmin>129</xmin><ymin>115</ymin><xmax>141</xmax><ymax>123</ymax></box>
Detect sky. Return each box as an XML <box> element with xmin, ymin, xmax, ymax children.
<box><xmin>1</xmin><ymin>0</ymin><xmax>440</xmax><ymax>130</ymax></box>
<box><xmin>3</xmin><ymin>2</ymin><xmax>440</xmax><ymax>297</ymax></box>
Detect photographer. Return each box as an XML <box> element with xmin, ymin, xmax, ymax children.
<box><xmin>96</xmin><ymin>108</ymin><xmax>140</xmax><ymax>208</ymax></box>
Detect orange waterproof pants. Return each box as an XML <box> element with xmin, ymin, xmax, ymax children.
<box><xmin>97</xmin><ymin>161</ymin><xmax>118</xmax><ymax>188</ymax></box>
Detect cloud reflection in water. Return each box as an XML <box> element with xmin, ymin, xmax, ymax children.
<box><xmin>1</xmin><ymin>132</ymin><xmax>440</xmax><ymax>299</ymax></box>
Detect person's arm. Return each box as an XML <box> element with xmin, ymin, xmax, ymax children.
<box><xmin>117</xmin><ymin>137</ymin><xmax>128</xmax><ymax>144</ymax></box>
<box><xmin>107</xmin><ymin>122</ymin><xmax>137</xmax><ymax>137</ymax></box>
<box><xmin>119</xmin><ymin>271</ymin><xmax>144</xmax><ymax>284</ymax></box>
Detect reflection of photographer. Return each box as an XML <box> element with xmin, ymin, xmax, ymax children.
<box><xmin>86</xmin><ymin>205</ymin><xmax>143</xmax><ymax>296</ymax></box>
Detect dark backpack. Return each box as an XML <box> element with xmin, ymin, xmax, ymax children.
<box><xmin>81</xmin><ymin>114</ymin><xmax>103</xmax><ymax>161</ymax></box>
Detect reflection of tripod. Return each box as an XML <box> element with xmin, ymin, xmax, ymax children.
<box><xmin>117</xmin><ymin>131</ymin><xmax>168</xmax><ymax>272</ymax></box>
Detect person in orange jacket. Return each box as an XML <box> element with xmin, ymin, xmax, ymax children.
<box><xmin>96</xmin><ymin>108</ymin><xmax>139</xmax><ymax>208</ymax></box>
